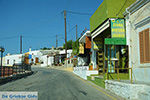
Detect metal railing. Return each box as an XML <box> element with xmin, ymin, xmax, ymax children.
<box><xmin>0</xmin><ymin>64</ymin><xmax>31</xmax><ymax>78</ymax></box>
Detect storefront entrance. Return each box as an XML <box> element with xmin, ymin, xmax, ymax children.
<box><xmin>104</xmin><ymin>38</ymin><xmax>128</xmax><ymax>73</ymax></box>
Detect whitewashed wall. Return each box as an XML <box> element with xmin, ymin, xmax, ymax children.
<box><xmin>126</xmin><ymin>2</ymin><xmax>150</xmax><ymax>83</ymax></box>
<box><xmin>41</xmin><ymin>55</ymin><xmax>54</xmax><ymax>67</ymax></box>
<box><xmin>5</xmin><ymin>54</ymin><xmax>23</xmax><ymax>66</ymax></box>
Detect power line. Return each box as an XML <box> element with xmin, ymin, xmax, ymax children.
<box><xmin>66</xmin><ymin>10</ymin><xmax>92</xmax><ymax>16</ymax></box>
<box><xmin>116</xmin><ymin>0</ymin><xmax>127</xmax><ymax>17</ymax></box>
<box><xmin>23</xmin><ymin>35</ymin><xmax>56</xmax><ymax>39</ymax></box>
<box><xmin>68</xmin><ymin>25</ymin><xmax>76</xmax><ymax>33</ymax></box>
<box><xmin>0</xmin><ymin>36</ymin><xmax>18</xmax><ymax>41</ymax></box>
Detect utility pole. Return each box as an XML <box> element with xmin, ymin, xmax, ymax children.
<box><xmin>76</xmin><ymin>24</ymin><xmax>77</xmax><ymax>41</ymax></box>
<box><xmin>56</xmin><ymin>35</ymin><xmax>58</xmax><ymax>48</ymax></box>
<box><xmin>64</xmin><ymin>10</ymin><xmax>67</xmax><ymax>58</ymax></box>
<box><xmin>20</xmin><ymin>35</ymin><xmax>22</xmax><ymax>54</ymax></box>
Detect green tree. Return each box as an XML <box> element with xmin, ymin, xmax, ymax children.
<box><xmin>63</xmin><ymin>40</ymin><xmax>73</xmax><ymax>49</ymax></box>
<box><xmin>72</xmin><ymin>39</ymin><xmax>79</xmax><ymax>55</ymax></box>
<box><xmin>40</xmin><ymin>47</ymin><xmax>51</xmax><ymax>50</ymax></box>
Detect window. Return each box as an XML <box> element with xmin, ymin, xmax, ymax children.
<box><xmin>13</xmin><ymin>60</ymin><xmax>15</xmax><ymax>64</ymax></box>
<box><xmin>139</xmin><ymin>28</ymin><xmax>150</xmax><ymax>63</ymax></box>
<box><xmin>7</xmin><ymin>59</ymin><xmax>9</xmax><ymax>64</ymax></box>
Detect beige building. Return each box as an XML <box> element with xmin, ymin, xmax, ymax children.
<box><xmin>124</xmin><ymin>0</ymin><xmax>150</xmax><ymax>83</ymax></box>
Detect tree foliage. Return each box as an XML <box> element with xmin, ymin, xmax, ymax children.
<box><xmin>72</xmin><ymin>39</ymin><xmax>79</xmax><ymax>55</ymax></box>
<box><xmin>63</xmin><ymin>40</ymin><xmax>73</xmax><ymax>49</ymax></box>
<box><xmin>40</xmin><ymin>47</ymin><xmax>51</xmax><ymax>50</ymax></box>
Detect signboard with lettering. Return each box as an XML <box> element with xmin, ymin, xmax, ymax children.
<box><xmin>111</xmin><ymin>19</ymin><xmax>125</xmax><ymax>38</ymax></box>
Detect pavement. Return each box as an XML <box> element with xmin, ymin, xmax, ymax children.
<box><xmin>0</xmin><ymin>66</ymin><xmax>123</xmax><ymax>100</ymax></box>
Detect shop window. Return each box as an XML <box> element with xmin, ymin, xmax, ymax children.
<box><xmin>139</xmin><ymin>28</ymin><xmax>150</xmax><ymax>63</ymax></box>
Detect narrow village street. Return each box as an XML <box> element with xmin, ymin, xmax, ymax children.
<box><xmin>0</xmin><ymin>0</ymin><xmax>150</xmax><ymax>99</ymax></box>
<box><xmin>0</xmin><ymin>66</ymin><xmax>121</xmax><ymax>100</ymax></box>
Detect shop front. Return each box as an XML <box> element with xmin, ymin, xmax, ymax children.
<box><xmin>91</xmin><ymin>18</ymin><xmax>128</xmax><ymax>74</ymax></box>
<box><xmin>78</xmin><ymin>31</ymin><xmax>91</xmax><ymax>67</ymax></box>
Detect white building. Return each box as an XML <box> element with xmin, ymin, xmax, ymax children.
<box><xmin>124</xmin><ymin>0</ymin><xmax>150</xmax><ymax>83</ymax></box>
<box><xmin>39</xmin><ymin>49</ymin><xmax>59</xmax><ymax>67</ymax></box>
<box><xmin>28</xmin><ymin>49</ymin><xmax>42</xmax><ymax>64</ymax></box>
<box><xmin>59</xmin><ymin>49</ymin><xmax>73</xmax><ymax>64</ymax></box>
<box><xmin>59</xmin><ymin>49</ymin><xmax>72</xmax><ymax>58</ymax></box>
<box><xmin>5</xmin><ymin>53</ymin><xmax>23</xmax><ymax>66</ymax></box>
<box><xmin>40</xmin><ymin>55</ymin><xmax>54</xmax><ymax>67</ymax></box>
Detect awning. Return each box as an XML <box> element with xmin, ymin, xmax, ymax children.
<box><xmin>91</xmin><ymin>19</ymin><xmax>110</xmax><ymax>39</ymax></box>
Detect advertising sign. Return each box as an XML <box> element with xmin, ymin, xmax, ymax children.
<box><xmin>111</xmin><ymin>19</ymin><xmax>125</xmax><ymax>38</ymax></box>
<box><xmin>28</xmin><ymin>54</ymin><xmax>32</xmax><ymax>59</ymax></box>
<box><xmin>79</xmin><ymin>43</ymin><xmax>84</xmax><ymax>54</ymax></box>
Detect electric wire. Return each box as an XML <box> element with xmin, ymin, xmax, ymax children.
<box><xmin>66</xmin><ymin>10</ymin><xmax>92</xmax><ymax>16</ymax></box>
<box><xmin>116</xmin><ymin>0</ymin><xmax>127</xmax><ymax>17</ymax></box>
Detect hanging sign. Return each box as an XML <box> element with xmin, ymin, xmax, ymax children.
<box><xmin>85</xmin><ymin>36</ymin><xmax>91</xmax><ymax>49</ymax></box>
<box><xmin>79</xmin><ymin>43</ymin><xmax>84</xmax><ymax>54</ymax></box>
<box><xmin>111</xmin><ymin>19</ymin><xmax>125</xmax><ymax>38</ymax></box>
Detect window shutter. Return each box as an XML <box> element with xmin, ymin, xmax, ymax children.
<box><xmin>139</xmin><ymin>31</ymin><xmax>144</xmax><ymax>63</ymax></box>
<box><xmin>139</xmin><ymin>28</ymin><xmax>150</xmax><ymax>63</ymax></box>
<box><xmin>144</xmin><ymin>28</ymin><xmax>150</xmax><ymax>62</ymax></box>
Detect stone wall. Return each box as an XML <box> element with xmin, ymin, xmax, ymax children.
<box><xmin>105</xmin><ymin>80</ymin><xmax>150</xmax><ymax>100</ymax></box>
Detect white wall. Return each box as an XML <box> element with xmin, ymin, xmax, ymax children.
<box><xmin>41</xmin><ymin>55</ymin><xmax>54</xmax><ymax>67</ymax></box>
<box><xmin>73</xmin><ymin>66</ymin><xmax>98</xmax><ymax>80</ymax></box>
<box><xmin>59</xmin><ymin>49</ymin><xmax>72</xmax><ymax>58</ymax></box>
<box><xmin>126</xmin><ymin>2</ymin><xmax>150</xmax><ymax>83</ymax></box>
<box><xmin>5</xmin><ymin>54</ymin><xmax>23</xmax><ymax>66</ymax></box>
<box><xmin>29</xmin><ymin>50</ymin><xmax>42</xmax><ymax>64</ymax></box>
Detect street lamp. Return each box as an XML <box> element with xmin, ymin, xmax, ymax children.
<box><xmin>0</xmin><ymin>47</ymin><xmax>5</xmax><ymax>67</ymax></box>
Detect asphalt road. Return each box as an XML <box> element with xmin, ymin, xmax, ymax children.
<box><xmin>0</xmin><ymin>67</ymin><xmax>119</xmax><ymax>100</ymax></box>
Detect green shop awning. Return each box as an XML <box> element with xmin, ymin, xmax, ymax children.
<box><xmin>105</xmin><ymin>38</ymin><xmax>126</xmax><ymax>45</ymax></box>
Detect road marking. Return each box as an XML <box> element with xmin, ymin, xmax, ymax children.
<box><xmin>73</xmin><ymin>74</ymin><xmax>117</xmax><ymax>100</ymax></box>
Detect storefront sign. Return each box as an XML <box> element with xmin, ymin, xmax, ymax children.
<box><xmin>111</xmin><ymin>19</ymin><xmax>125</xmax><ymax>38</ymax></box>
<box><xmin>93</xmin><ymin>38</ymin><xmax>103</xmax><ymax>50</ymax></box>
<box><xmin>79</xmin><ymin>43</ymin><xmax>84</xmax><ymax>54</ymax></box>
<box><xmin>105</xmin><ymin>38</ymin><xmax>126</xmax><ymax>45</ymax></box>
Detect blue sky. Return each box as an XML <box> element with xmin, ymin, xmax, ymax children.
<box><xmin>0</xmin><ymin>0</ymin><xmax>103</xmax><ymax>55</ymax></box>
